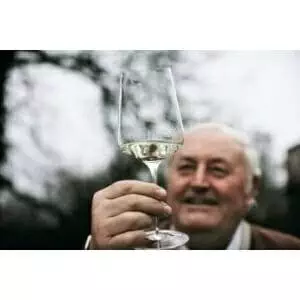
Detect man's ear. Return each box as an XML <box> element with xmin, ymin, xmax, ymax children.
<box><xmin>246</xmin><ymin>175</ymin><xmax>260</xmax><ymax>209</ymax></box>
<box><xmin>251</xmin><ymin>175</ymin><xmax>260</xmax><ymax>198</ymax></box>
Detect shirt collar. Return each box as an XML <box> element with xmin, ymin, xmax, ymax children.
<box><xmin>174</xmin><ymin>220</ymin><xmax>251</xmax><ymax>250</ymax></box>
<box><xmin>226</xmin><ymin>221</ymin><xmax>249</xmax><ymax>250</ymax></box>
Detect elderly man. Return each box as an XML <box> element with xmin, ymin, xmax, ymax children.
<box><xmin>87</xmin><ymin>123</ymin><xmax>300</xmax><ymax>249</ymax></box>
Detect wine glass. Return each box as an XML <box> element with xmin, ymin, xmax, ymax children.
<box><xmin>117</xmin><ymin>65</ymin><xmax>189</xmax><ymax>249</ymax></box>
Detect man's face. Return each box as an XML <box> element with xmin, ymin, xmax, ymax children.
<box><xmin>166</xmin><ymin>129</ymin><xmax>253</xmax><ymax>235</ymax></box>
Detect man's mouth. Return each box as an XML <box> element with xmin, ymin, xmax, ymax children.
<box><xmin>181</xmin><ymin>197</ymin><xmax>219</xmax><ymax>206</ymax></box>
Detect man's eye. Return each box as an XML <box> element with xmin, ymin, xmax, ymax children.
<box><xmin>210</xmin><ymin>166</ymin><xmax>228</xmax><ymax>176</ymax></box>
<box><xmin>178</xmin><ymin>165</ymin><xmax>193</xmax><ymax>171</ymax></box>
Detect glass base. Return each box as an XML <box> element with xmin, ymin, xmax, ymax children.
<box><xmin>143</xmin><ymin>229</ymin><xmax>189</xmax><ymax>250</ymax></box>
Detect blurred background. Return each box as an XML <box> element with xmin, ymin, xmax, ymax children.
<box><xmin>0</xmin><ymin>50</ymin><xmax>300</xmax><ymax>249</ymax></box>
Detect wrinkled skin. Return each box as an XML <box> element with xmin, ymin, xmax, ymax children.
<box><xmin>166</xmin><ymin>129</ymin><xmax>257</xmax><ymax>249</ymax></box>
<box><xmin>91</xmin><ymin>180</ymin><xmax>171</xmax><ymax>249</ymax></box>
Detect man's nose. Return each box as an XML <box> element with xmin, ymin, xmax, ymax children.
<box><xmin>190</xmin><ymin>165</ymin><xmax>210</xmax><ymax>190</ymax></box>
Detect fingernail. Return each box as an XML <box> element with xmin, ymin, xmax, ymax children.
<box><xmin>156</xmin><ymin>188</ymin><xmax>167</xmax><ymax>198</ymax></box>
<box><xmin>162</xmin><ymin>202</ymin><xmax>172</xmax><ymax>215</ymax></box>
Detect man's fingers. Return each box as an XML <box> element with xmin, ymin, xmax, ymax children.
<box><xmin>108</xmin><ymin>230</ymin><xmax>151</xmax><ymax>249</ymax></box>
<box><xmin>105</xmin><ymin>194</ymin><xmax>172</xmax><ymax>218</ymax></box>
<box><xmin>91</xmin><ymin>180</ymin><xmax>170</xmax><ymax>250</ymax></box>
<box><xmin>105</xmin><ymin>211</ymin><xmax>153</xmax><ymax>236</ymax></box>
<box><xmin>97</xmin><ymin>180</ymin><xmax>167</xmax><ymax>201</ymax></box>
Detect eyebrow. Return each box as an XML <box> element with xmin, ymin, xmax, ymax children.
<box><xmin>178</xmin><ymin>156</ymin><xmax>230</xmax><ymax>165</ymax></box>
<box><xmin>209</xmin><ymin>158</ymin><xmax>229</xmax><ymax>165</ymax></box>
<box><xmin>177</xmin><ymin>156</ymin><xmax>197</xmax><ymax>164</ymax></box>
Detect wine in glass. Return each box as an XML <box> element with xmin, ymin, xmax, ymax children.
<box><xmin>117</xmin><ymin>66</ymin><xmax>189</xmax><ymax>249</ymax></box>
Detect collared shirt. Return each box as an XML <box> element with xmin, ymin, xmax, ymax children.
<box><xmin>177</xmin><ymin>220</ymin><xmax>251</xmax><ymax>250</ymax></box>
<box><xmin>226</xmin><ymin>220</ymin><xmax>251</xmax><ymax>250</ymax></box>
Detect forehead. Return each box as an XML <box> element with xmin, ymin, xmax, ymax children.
<box><xmin>175</xmin><ymin>129</ymin><xmax>246</xmax><ymax>165</ymax></box>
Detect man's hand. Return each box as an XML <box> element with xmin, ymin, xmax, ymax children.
<box><xmin>91</xmin><ymin>180</ymin><xmax>171</xmax><ymax>249</ymax></box>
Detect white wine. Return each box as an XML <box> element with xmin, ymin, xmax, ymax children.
<box><xmin>120</xmin><ymin>140</ymin><xmax>182</xmax><ymax>162</ymax></box>
<box><xmin>121</xmin><ymin>140</ymin><xmax>183</xmax><ymax>247</ymax></box>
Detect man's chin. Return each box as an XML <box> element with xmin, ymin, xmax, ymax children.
<box><xmin>174</xmin><ymin>206</ymin><xmax>222</xmax><ymax>233</ymax></box>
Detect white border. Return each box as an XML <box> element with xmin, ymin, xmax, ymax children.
<box><xmin>1</xmin><ymin>1</ymin><xmax>300</xmax><ymax>300</ymax></box>
<box><xmin>1</xmin><ymin>0</ymin><xmax>300</xmax><ymax>49</ymax></box>
<box><xmin>0</xmin><ymin>251</ymin><xmax>299</xmax><ymax>300</ymax></box>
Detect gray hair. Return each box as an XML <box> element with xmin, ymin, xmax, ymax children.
<box><xmin>185</xmin><ymin>122</ymin><xmax>262</xmax><ymax>179</ymax></box>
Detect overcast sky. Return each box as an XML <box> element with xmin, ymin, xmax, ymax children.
<box><xmin>197</xmin><ymin>51</ymin><xmax>300</xmax><ymax>162</ymax></box>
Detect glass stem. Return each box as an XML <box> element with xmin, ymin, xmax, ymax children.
<box><xmin>144</xmin><ymin>161</ymin><xmax>161</xmax><ymax>238</ymax></box>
